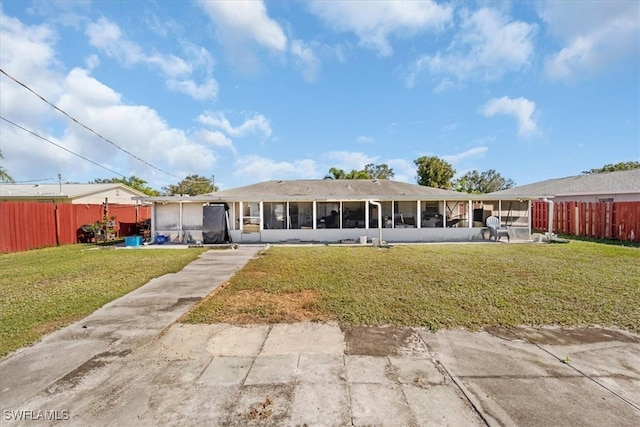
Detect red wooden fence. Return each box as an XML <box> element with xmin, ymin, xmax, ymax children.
<box><xmin>532</xmin><ymin>201</ymin><xmax>640</xmax><ymax>242</ymax></box>
<box><xmin>0</xmin><ymin>202</ymin><xmax>151</xmax><ymax>253</ymax></box>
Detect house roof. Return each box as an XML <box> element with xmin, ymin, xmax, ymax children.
<box><xmin>0</xmin><ymin>183</ymin><xmax>146</xmax><ymax>200</ymax></box>
<box><xmin>208</xmin><ymin>179</ymin><xmax>465</xmax><ymax>201</ymax></box>
<box><xmin>489</xmin><ymin>169</ymin><xmax>640</xmax><ymax>197</ymax></box>
<box><xmin>135</xmin><ymin>179</ymin><xmax>549</xmax><ymax>203</ymax></box>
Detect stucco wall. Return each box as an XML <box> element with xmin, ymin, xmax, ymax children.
<box><xmin>73</xmin><ymin>188</ymin><xmax>141</xmax><ymax>204</ymax></box>
<box><xmin>231</xmin><ymin>226</ymin><xmax>530</xmax><ymax>244</ymax></box>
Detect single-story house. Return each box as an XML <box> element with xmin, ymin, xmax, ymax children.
<box><xmin>135</xmin><ymin>179</ymin><xmax>547</xmax><ymax>244</ymax></box>
<box><xmin>0</xmin><ymin>183</ymin><xmax>148</xmax><ymax>205</ymax></box>
<box><xmin>489</xmin><ymin>169</ymin><xmax>640</xmax><ymax>203</ymax></box>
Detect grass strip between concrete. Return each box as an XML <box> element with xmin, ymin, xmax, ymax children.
<box><xmin>182</xmin><ymin>241</ymin><xmax>640</xmax><ymax>333</ymax></box>
<box><xmin>0</xmin><ymin>245</ymin><xmax>208</xmax><ymax>357</ymax></box>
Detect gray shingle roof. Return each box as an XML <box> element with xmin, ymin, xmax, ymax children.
<box><xmin>210</xmin><ymin>179</ymin><xmax>474</xmax><ymax>201</ymax></box>
<box><xmin>0</xmin><ymin>183</ymin><xmax>146</xmax><ymax>199</ymax></box>
<box><xmin>489</xmin><ymin>169</ymin><xmax>640</xmax><ymax>197</ymax></box>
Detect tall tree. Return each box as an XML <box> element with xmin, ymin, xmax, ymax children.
<box><xmin>414</xmin><ymin>156</ymin><xmax>455</xmax><ymax>189</ymax></box>
<box><xmin>452</xmin><ymin>169</ymin><xmax>516</xmax><ymax>194</ymax></box>
<box><xmin>91</xmin><ymin>175</ymin><xmax>160</xmax><ymax>196</ymax></box>
<box><xmin>582</xmin><ymin>161</ymin><xmax>640</xmax><ymax>174</ymax></box>
<box><xmin>0</xmin><ymin>150</ymin><xmax>14</xmax><ymax>183</ymax></box>
<box><xmin>161</xmin><ymin>174</ymin><xmax>218</xmax><ymax>196</ymax></box>
<box><xmin>324</xmin><ymin>163</ymin><xmax>394</xmax><ymax>180</ymax></box>
<box><xmin>364</xmin><ymin>163</ymin><xmax>395</xmax><ymax>179</ymax></box>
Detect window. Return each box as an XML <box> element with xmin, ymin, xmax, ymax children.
<box><xmin>393</xmin><ymin>201</ymin><xmax>417</xmax><ymax>228</ymax></box>
<box><xmin>500</xmin><ymin>201</ymin><xmax>529</xmax><ymax>227</ymax></box>
<box><xmin>342</xmin><ymin>202</ymin><xmax>365</xmax><ymax>228</ymax></box>
<box><xmin>242</xmin><ymin>202</ymin><xmax>261</xmax><ymax>232</ymax></box>
<box><xmin>317</xmin><ymin>202</ymin><xmax>340</xmax><ymax>228</ymax></box>
<box><xmin>421</xmin><ymin>201</ymin><xmax>442</xmax><ymax>227</ymax></box>
<box><xmin>444</xmin><ymin>201</ymin><xmax>466</xmax><ymax>227</ymax></box>
<box><xmin>263</xmin><ymin>202</ymin><xmax>285</xmax><ymax>229</ymax></box>
<box><xmin>289</xmin><ymin>202</ymin><xmax>313</xmax><ymax>229</ymax></box>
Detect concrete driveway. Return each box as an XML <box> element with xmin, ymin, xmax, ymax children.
<box><xmin>1</xmin><ymin>246</ymin><xmax>639</xmax><ymax>426</ymax></box>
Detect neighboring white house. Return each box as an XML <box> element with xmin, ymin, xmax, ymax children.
<box><xmin>136</xmin><ymin>179</ymin><xmax>546</xmax><ymax>244</ymax></box>
<box><xmin>489</xmin><ymin>169</ymin><xmax>640</xmax><ymax>203</ymax></box>
<box><xmin>0</xmin><ymin>183</ymin><xmax>147</xmax><ymax>205</ymax></box>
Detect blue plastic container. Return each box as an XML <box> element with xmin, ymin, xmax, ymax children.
<box><xmin>125</xmin><ymin>236</ymin><xmax>142</xmax><ymax>247</ymax></box>
<box><xmin>155</xmin><ymin>235</ymin><xmax>166</xmax><ymax>244</ymax></box>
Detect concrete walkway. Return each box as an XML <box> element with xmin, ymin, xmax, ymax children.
<box><xmin>1</xmin><ymin>246</ymin><xmax>639</xmax><ymax>426</ymax></box>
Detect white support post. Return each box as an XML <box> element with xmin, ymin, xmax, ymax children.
<box><xmin>179</xmin><ymin>201</ymin><xmax>183</xmax><ymax>242</ymax></box>
<box><xmin>365</xmin><ymin>200</ymin><xmax>369</xmax><ymax>229</ymax></box>
<box><xmin>286</xmin><ymin>201</ymin><xmax>290</xmax><ymax>230</ymax></box>
<box><xmin>259</xmin><ymin>201</ymin><xmax>264</xmax><ymax>231</ymax></box>
<box><xmin>239</xmin><ymin>201</ymin><xmax>244</xmax><ymax>232</ymax></box>
<box><xmin>416</xmin><ymin>200</ymin><xmax>421</xmax><ymax>228</ymax></box>
<box><xmin>312</xmin><ymin>201</ymin><xmax>317</xmax><ymax>230</ymax></box>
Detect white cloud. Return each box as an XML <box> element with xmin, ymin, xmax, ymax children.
<box><xmin>539</xmin><ymin>1</ymin><xmax>640</xmax><ymax>81</ymax></box>
<box><xmin>386</xmin><ymin>158</ymin><xmax>415</xmax><ymax>183</ymax></box>
<box><xmin>166</xmin><ymin>78</ymin><xmax>218</xmax><ymax>101</ymax></box>
<box><xmin>196</xmin><ymin>129</ymin><xmax>235</xmax><ymax>153</ymax></box>
<box><xmin>197</xmin><ymin>0</ymin><xmax>287</xmax><ymax>52</ymax></box>
<box><xmin>84</xmin><ymin>53</ymin><xmax>99</xmax><ymax>70</ymax></box>
<box><xmin>290</xmin><ymin>39</ymin><xmax>321</xmax><ymax>82</ymax></box>
<box><xmin>0</xmin><ymin>13</ymin><xmax>62</xmax><ymax>125</ymax></box>
<box><xmin>324</xmin><ymin>151</ymin><xmax>379</xmax><ymax>171</ymax></box>
<box><xmin>198</xmin><ymin>112</ymin><xmax>272</xmax><ymax>139</ymax></box>
<box><xmin>234</xmin><ymin>155</ymin><xmax>318</xmax><ymax>182</ymax></box>
<box><xmin>481</xmin><ymin>96</ymin><xmax>537</xmax><ymax>137</ymax></box>
<box><xmin>85</xmin><ymin>17</ymin><xmax>217</xmax><ymax>100</ymax></box>
<box><xmin>442</xmin><ymin>147</ymin><xmax>488</xmax><ymax>163</ymax></box>
<box><xmin>309</xmin><ymin>0</ymin><xmax>452</xmax><ymax>57</ymax></box>
<box><xmin>2</xmin><ymin>60</ymin><xmax>216</xmax><ymax>187</ymax></box>
<box><xmin>405</xmin><ymin>7</ymin><xmax>535</xmax><ymax>88</ymax></box>
<box><xmin>355</xmin><ymin>135</ymin><xmax>374</xmax><ymax>144</ymax></box>
<box><xmin>55</xmin><ymin>68</ymin><xmax>217</xmax><ymax>174</ymax></box>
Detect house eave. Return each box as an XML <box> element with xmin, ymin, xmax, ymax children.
<box><xmin>134</xmin><ymin>194</ymin><xmax>547</xmax><ymax>203</ymax></box>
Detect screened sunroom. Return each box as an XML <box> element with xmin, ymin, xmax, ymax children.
<box><xmin>137</xmin><ymin>180</ymin><xmax>537</xmax><ymax>244</ymax></box>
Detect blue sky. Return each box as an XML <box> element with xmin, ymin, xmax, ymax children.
<box><xmin>1</xmin><ymin>0</ymin><xmax>638</xmax><ymax>191</ymax></box>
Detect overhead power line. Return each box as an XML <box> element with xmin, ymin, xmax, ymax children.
<box><xmin>11</xmin><ymin>177</ymin><xmax>57</xmax><ymax>183</ymax></box>
<box><xmin>0</xmin><ymin>67</ymin><xmax>182</xmax><ymax>180</ymax></box>
<box><xmin>1</xmin><ymin>116</ymin><xmax>128</xmax><ymax>179</ymax></box>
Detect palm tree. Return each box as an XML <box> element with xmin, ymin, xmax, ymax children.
<box><xmin>0</xmin><ymin>150</ymin><xmax>14</xmax><ymax>183</ymax></box>
<box><xmin>324</xmin><ymin>167</ymin><xmax>347</xmax><ymax>179</ymax></box>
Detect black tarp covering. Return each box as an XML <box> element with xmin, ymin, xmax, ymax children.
<box><xmin>203</xmin><ymin>204</ymin><xmax>230</xmax><ymax>244</ymax></box>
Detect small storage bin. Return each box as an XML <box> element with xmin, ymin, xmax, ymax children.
<box><xmin>125</xmin><ymin>236</ymin><xmax>142</xmax><ymax>247</ymax></box>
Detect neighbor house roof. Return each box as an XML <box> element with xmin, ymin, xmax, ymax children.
<box><xmin>489</xmin><ymin>169</ymin><xmax>640</xmax><ymax>198</ymax></box>
<box><xmin>0</xmin><ymin>183</ymin><xmax>146</xmax><ymax>201</ymax></box>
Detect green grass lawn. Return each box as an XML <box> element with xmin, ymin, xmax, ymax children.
<box><xmin>183</xmin><ymin>241</ymin><xmax>640</xmax><ymax>332</ymax></box>
<box><xmin>0</xmin><ymin>245</ymin><xmax>208</xmax><ymax>357</ymax></box>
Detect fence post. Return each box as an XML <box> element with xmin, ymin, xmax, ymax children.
<box><xmin>54</xmin><ymin>202</ymin><xmax>60</xmax><ymax>246</ymax></box>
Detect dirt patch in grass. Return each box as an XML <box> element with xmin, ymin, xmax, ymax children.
<box><xmin>182</xmin><ymin>289</ymin><xmax>330</xmax><ymax>324</ymax></box>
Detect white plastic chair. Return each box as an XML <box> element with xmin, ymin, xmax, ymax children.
<box><xmin>486</xmin><ymin>216</ymin><xmax>510</xmax><ymax>242</ymax></box>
